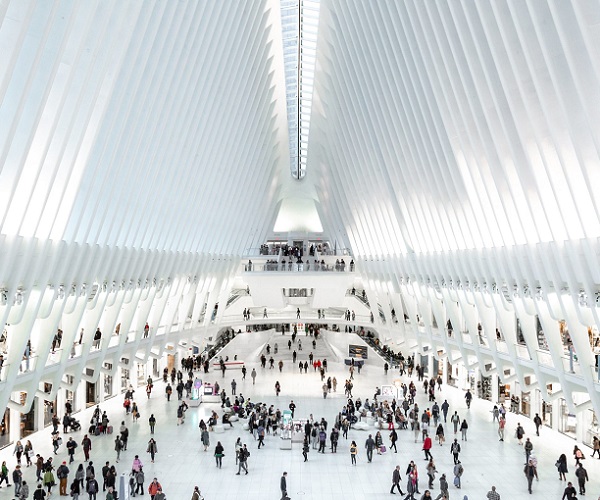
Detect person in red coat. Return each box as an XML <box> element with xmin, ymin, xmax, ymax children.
<box><xmin>423</xmin><ymin>433</ymin><xmax>433</xmax><ymax>460</ymax></box>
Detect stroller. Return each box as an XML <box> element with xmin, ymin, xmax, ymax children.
<box><xmin>69</xmin><ymin>417</ymin><xmax>81</xmax><ymax>431</ymax></box>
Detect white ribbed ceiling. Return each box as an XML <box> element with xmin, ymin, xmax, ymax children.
<box><xmin>1</xmin><ymin>0</ymin><xmax>600</xmax><ymax>267</ymax></box>
<box><xmin>0</xmin><ymin>0</ymin><xmax>289</xmax><ymax>255</ymax></box>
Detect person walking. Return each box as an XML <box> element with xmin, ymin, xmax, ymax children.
<box><xmin>434</xmin><ymin>474</ymin><xmax>449</xmax><ymax>500</ymax></box>
<box><xmin>251</xmin><ymin>368</ymin><xmax>257</xmax><ymax>385</ymax></box>
<box><xmin>85</xmin><ymin>475</ymin><xmax>99</xmax><ymax>500</ymax></box>
<box><xmin>147</xmin><ymin>477</ymin><xmax>162</xmax><ymax>500</ymax></box>
<box><xmin>390</xmin><ymin>465</ymin><xmax>404</xmax><ymax>495</ymax></box>
<box><xmin>201</xmin><ymin>428</ymin><xmax>210</xmax><ymax>452</ymax></box>
<box><xmin>516</xmin><ymin>422</ymin><xmax>525</xmax><ymax>445</ymax></box>
<box><xmin>575</xmin><ymin>462</ymin><xmax>589</xmax><ymax>495</ymax></box>
<box><xmin>66</xmin><ymin>437</ymin><xmax>77</xmax><ymax>464</ymax></box>
<box><xmin>460</xmin><ymin>419</ymin><xmax>468</xmax><ymax>441</ymax></box>
<box><xmin>423</xmin><ymin>432</ymin><xmax>433</xmax><ymax>460</ymax></box>
<box><xmin>280</xmin><ymin>472</ymin><xmax>290</xmax><ymax>500</ymax></box>
<box><xmin>236</xmin><ymin>444</ymin><xmax>249</xmax><ymax>475</ymax></box>
<box><xmin>191</xmin><ymin>486</ymin><xmax>203</xmax><ymax>500</ymax></box>
<box><xmin>426</xmin><ymin>459</ymin><xmax>437</xmax><ymax>489</ymax></box>
<box><xmin>147</xmin><ymin>438</ymin><xmax>158</xmax><ymax>463</ymax></box>
<box><xmin>81</xmin><ymin>435</ymin><xmax>92</xmax><ymax>462</ymax></box>
<box><xmin>450</xmin><ymin>412</ymin><xmax>460</xmax><ymax>435</ymax></box>
<box><xmin>556</xmin><ymin>453</ymin><xmax>568</xmax><ymax>481</ymax></box>
<box><xmin>302</xmin><ymin>437</ymin><xmax>309</xmax><ymax>462</ymax></box>
<box><xmin>435</xmin><ymin>423</ymin><xmax>444</xmax><ymax>446</ymax></box>
<box><xmin>524</xmin><ymin>459</ymin><xmax>536</xmax><ymax>494</ymax></box>
<box><xmin>114</xmin><ymin>435</ymin><xmax>124</xmax><ymax>463</ymax></box>
<box><xmin>524</xmin><ymin>438</ymin><xmax>533</xmax><ymax>464</ymax></box>
<box><xmin>453</xmin><ymin>461</ymin><xmax>464</xmax><ymax>489</ymax></box>
<box><xmin>562</xmin><ymin>482</ymin><xmax>577</xmax><ymax>499</ymax></box>
<box><xmin>148</xmin><ymin>414</ymin><xmax>156</xmax><ymax>434</ymax></box>
<box><xmin>350</xmin><ymin>441</ymin><xmax>358</xmax><ymax>465</ymax></box>
<box><xmin>450</xmin><ymin>439</ymin><xmax>461</xmax><ymax>464</ymax></box>
<box><xmin>486</xmin><ymin>485</ymin><xmax>501</xmax><ymax>500</ymax></box>
<box><xmin>389</xmin><ymin>428</ymin><xmax>398</xmax><ymax>453</ymax></box>
<box><xmin>533</xmin><ymin>413</ymin><xmax>542</xmax><ymax>436</ymax></box>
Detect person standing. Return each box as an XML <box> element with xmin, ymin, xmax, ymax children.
<box><xmin>575</xmin><ymin>462</ymin><xmax>589</xmax><ymax>495</ymax></box>
<box><xmin>498</xmin><ymin>415</ymin><xmax>506</xmax><ymax>441</ymax></box>
<box><xmin>251</xmin><ymin>368</ymin><xmax>257</xmax><ymax>385</ymax></box>
<box><xmin>231</xmin><ymin>379</ymin><xmax>237</xmax><ymax>395</ymax></box>
<box><xmin>13</xmin><ymin>465</ymin><xmax>23</xmax><ymax>497</ymax></box>
<box><xmin>57</xmin><ymin>461</ymin><xmax>69</xmax><ymax>496</ymax></box>
<box><xmin>135</xmin><ymin>468</ymin><xmax>145</xmax><ymax>496</ymax></box>
<box><xmin>524</xmin><ymin>459</ymin><xmax>536</xmax><ymax>494</ymax></box>
<box><xmin>280</xmin><ymin>472</ymin><xmax>290</xmax><ymax>500</ymax></box>
<box><xmin>350</xmin><ymin>441</ymin><xmax>358</xmax><ymax>465</ymax></box>
<box><xmin>365</xmin><ymin>434</ymin><xmax>375</xmax><ymax>463</ymax></box>
<box><xmin>390</xmin><ymin>465</ymin><xmax>404</xmax><ymax>495</ymax></box>
<box><xmin>214</xmin><ymin>442</ymin><xmax>224</xmax><ymax>469</ymax></box>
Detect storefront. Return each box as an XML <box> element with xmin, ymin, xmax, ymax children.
<box><xmin>558</xmin><ymin>398</ymin><xmax>577</xmax><ymax>439</ymax></box>
<box><xmin>20</xmin><ymin>394</ymin><xmax>37</xmax><ymax>438</ymax></box>
<box><xmin>42</xmin><ymin>383</ymin><xmax>56</xmax><ymax>427</ymax></box>
<box><xmin>583</xmin><ymin>409</ymin><xmax>599</xmax><ymax>448</ymax></box>
<box><xmin>477</xmin><ymin>374</ymin><xmax>492</xmax><ymax>401</ymax></box>
<box><xmin>85</xmin><ymin>368</ymin><xmax>96</xmax><ymax>407</ymax></box>
<box><xmin>0</xmin><ymin>408</ymin><xmax>11</xmax><ymax>449</ymax></box>
<box><xmin>446</xmin><ymin>360</ymin><xmax>457</xmax><ymax>387</ymax></box>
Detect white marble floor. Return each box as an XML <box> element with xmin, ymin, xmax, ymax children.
<box><xmin>1</xmin><ymin>331</ymin><xmax>599</xmax><ymax>500</ymax></box>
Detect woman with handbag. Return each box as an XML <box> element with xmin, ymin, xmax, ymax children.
<box><xmin>214</xmin><ymin>441</ymin><xmax>224</xmax><ymax>468</ymax></box>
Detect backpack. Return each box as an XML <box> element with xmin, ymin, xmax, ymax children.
<box><xmin>451</xmin><ymin>442</ymin><xmax>460</xmax><ymax>453</ymax></box>
<box><xmin>88</xmin><ymin>480</ymin><xmax>97</xmax><ymax>493</ymax></box>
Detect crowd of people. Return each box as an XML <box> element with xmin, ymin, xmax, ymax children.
<box><xmin>1</xmin><ymin>325</ymin><xmax>599</xmax><ymax>500</ymax></box>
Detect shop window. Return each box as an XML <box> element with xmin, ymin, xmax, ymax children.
<box><xmin>0</xmin><ymin>408</ymin><xmax>11</xmax><ymax>449</ymax></box>
<box><xmin>478</xmin><ymin>374</ymin><xmax>492</xmax><ymax>401</ymax></box>
<box><xmin>20</xmin><ymin>394</ymin><xmax>37</xmax><ymax>438</ymax></box>
<box><xmin>558</xmin><ymin>399</ymin><xmax>577</xmax><ymax>438</ymax></box>
<box><xmin>584</xmin><ymin>410</ymin><xmax>599</xmax><ymax>447</ymax></box>
<box><xmin>541</xmin><ymin>400</ymin><xmax>552</xmax><ymax>427</ymax></box>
